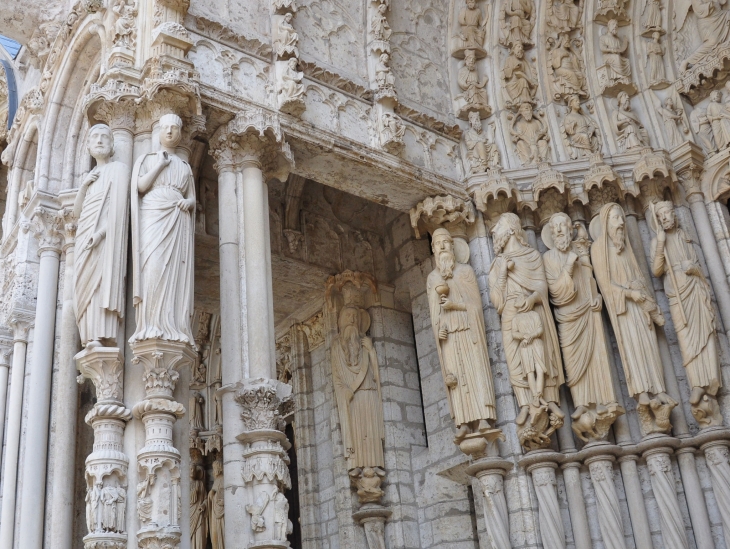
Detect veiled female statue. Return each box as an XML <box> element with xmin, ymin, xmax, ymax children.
<box><xmin>130</xmin><ymin>114</ymin><xmax>196</xmax><ymax>345</ymax></box>
<box><xmin>208</xmin><ymin>460</ymin><xmax>225</xmax><ymax>549</ymax></box>
<box><xmin>190</xmin><ymin>463</ymin><xmax>208</xmax><ymax>549</ymax></box>
<box><xmin>73</xmin><ymin>124</ymin><xmax>130</xmax><ymax>347</ymax></box>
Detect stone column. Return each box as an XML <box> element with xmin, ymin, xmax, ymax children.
<box><xmin>643</xmin><ymin>445</ymin><xmax>689</xmax><ymax>549</ymax></box>
<box><xmin>16</xmin><ymin>203</ymin><xmax>63</xmax><ymax>549</ymax></box>
<box><xmin>617</xmin><ymin>455</ymin><xmax>654</xmax><ymax>549</ymax></box>
<box><xmin>0</xmin><ymin>312</ymin><xmax>32</xmax><ymax>549</ymax></box>
<box><xmin>585</xmin><ymin>453</ymin><xmax>627</xmax><ymax>549</ymax></box>
<box><xmin>466</xmin><ymin>459</ymin><xmax>512</xmax><ymax>549</ymax></box>
<box><xmin>132</xmin><ymin>339</ymin><xmax>196</xmax><ymax>549</ymax></box>
<box><xmin>76</xmin><ymin>347</ymin><xmax>133</xmax><ymax>549</ymax></box>
<box><xmin>701</xmin><ymin>440</ymin><xmax>730</xmax><ymax>544</ymax></box>
<box><xmin>0</xmin><ymin>339</ymin><xmax>12</xmax><ymax>462</ymax></box>
<box><xmin>526</xmin><ymin>460</ymin><xmax>566</xmax><ymax>549</ymax></box>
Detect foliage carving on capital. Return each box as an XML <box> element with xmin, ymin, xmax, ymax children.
<box><xmin>76</xmin><ymin>347</ymin><xmax>125</xmax><ymax>404</ymax></box>
<box><xmin>235</xmin><ymin>380</ymin><xmax>293</xmax><ymax>432</ymax></box>
<box><xmin>32</xmin><ymin>207</ymin><xmax>63</xmax><ymax>254</ymax></box>
<box><xmin>93</xmin><ymin>100</ymin><xmax>138</xmax><ymax>131</ymax></box>
<box><xmin>410</xmin><ymin>195</ymin><xmax>475</xmax><ymax>239</ymax></box>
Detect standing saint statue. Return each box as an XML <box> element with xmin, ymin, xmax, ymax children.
<box><xmin>130</xmin><ymin>113</ymin><xmax>196</xmax><ymax>345</ymax></box>
<box><xmin>208</xmin><ymin>460</ymin><xmax>225</xmax><ymax>549</ymax></box>
<box><xmin>650</xmin><ymin>201</ymin><xmax>723</xmax><ymax>427</ymax></box>
<box><xmin>426</xmin><ymin>228</ymin><xmax>497</xmax><ymax>443</ymax></box>
<box><xmin>73</xmin><ymin>123</ymin><xmax>130</xmax><ymax>348</ymax></box>
<box><xmin>590</xmin><ymin>203</ymin><xmax>677</xmax><ymax>435</ymax></box>
<box><xmin>489</xmin><ymin>213</ymin><xmax>565</xmax><ymax>450</ymax></box>
<box><xmin>543</xmin><ymin>213</ymin><xmax>622</xmax><ymax>443</ymax></box>
<box><xmin>331</xmin><ymin>305</ymin><xmax>385</xmax><ymax>470</ymax></box>
<box><xmin>190</xmin><ymin>463</ymin><xmax>208</xmax><ymax>549</ymax></box>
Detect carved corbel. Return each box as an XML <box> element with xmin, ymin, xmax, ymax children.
<box><xmin>410</xmin><ymin>194</ymin><xmax>475</xmax><ymax>240</ymax></box>
<box><xmin>471</xmin><ymin>168</ymin><xmax>533</xmax><ymax>228</ymax></box>
<box><xmin>633</xmin><ymin>147</ymin><xmax>679</xmax><ymax>212</ymax></box>
<box><xmin>670</xmin><ymin>141</ymin><xmax>707</xmax><ymax>204</ymax></box>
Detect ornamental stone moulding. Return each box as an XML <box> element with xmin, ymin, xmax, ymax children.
<box><xmin>410</xmin><ymin>195</ymin><xmax>475</xmax><ymax>241</ymax></box>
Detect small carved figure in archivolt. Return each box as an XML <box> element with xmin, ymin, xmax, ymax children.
<box><xmin>457</xmin><ymin>50</ymin><xmax>491</xmax><ymax>118</ymax></box>
<box><xmin>112</xmin><ymin>0</ymin><xmax>138</xmax><ymax>49</ymax></box>
<box><xmin>548</xmin><ymin>33</ymin><xmax>587</xmax><ymax>100</ymax></box>
<box><xmin>453</xmin><ymin>0</ymin><xmax>488</xmax><ymax>56</ymax></box>
<box><xmin>546</xmin><ymin>0</ymin><xmax>582</xmax><ymax>32</ymax></box>
<box><xmin>500</xmin><ymin>0</ymin><xmax>535</xmax><ymax>46</ymax></box>
<box><xmin>489</xmin><ymin>213</ymin><xmax>565</xmax><ymax>450</ymax></box>
<box><xmin>590</xmin><ymin>203</ymin><xmax>677</xmax><ymax>436</ymax></box>
<box><xmin>279</xmin><ymin>58</ymin><xmax>304</xmax><ymax>105</ymax></box>
<box><xmin>275</xmin><ymin>12</ymin><xmax>299</xmax><ymax>59</ymax></box>
<box><xmin>375</xmin><ymin>53</ymin><xmax>396</xmax><ymax>95</ymax></box>
<box><xmin>677</xmin><ymin>0</ymin><xmax>730</xmax><ymax>71</ymax></box>
<box><xmin>510</xmin><ymin>103</ymin><xmax>550</xmax><ymax>165</ymax></box>
<box><xmin>690</xmin><ymin>107</ymin><xmax>717</xmax><ymax>155</ymax></box>
<box><xmin>427</xmin><ymin>228</ymin><xmax>498</xmax><ymax>443</ymax></box>
<box><xmin>646</xmin><ymin>32</ymin><xmax>668</xmax><ymax>88</ymax></box>
<box><xmin>658</xmin><ymin>98</ymin><xmax>688</xmax><ymax>148</ymax></box>
<box><xmin>599</xmin><ymin>20</ymin><xmax>631</xmax><ymax>83</ymax></box>
<box><xmin>561</xmin><ymin>95</ymin><xmax>601</xmax><ymax>158</ymax></box>
<box><xmin>706</xmin><ymin>90</ymin><xmax>730</xmax><ymax>150</ymax></box>
<box><xmin>371</xmin><ymin>3</ymin><xmax>392</xmax><ymax>42</ymax></box>
<box><xmin>611</xmin><ymin>92</ymin><xmax>649</xmax><ymax>151</ymax></box>
<box><xmin>650</xmin><ymin>201</ymin><xmax>723</xmax><ymax>427</ymax></box>
<box><xmin>464</xmin><ymin>111</ymin><xmax>500</xmax><ymax>173</ymax></box>
<box><xmin>502</xmin><ymin>41</ymin><xmax>537</xmax><ymax>107</ymax></box>
<box><xmin>642</xmin><ymin>0</ymin><xmax>663</xmax><ymax>33</ymax></box>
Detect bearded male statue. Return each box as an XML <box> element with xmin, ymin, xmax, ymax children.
<box><xmin>488</xmin><ymin>213</ymin><xmax>565</xmax><ymax>450</ymax></box>
<box><xmin>650</xmin><ymin>201</ymin><xmax>723</xmax><ymax>427</ymax></box>
<box><xmin>426</xmin><ymin>228</ymin><xmax>497</xmax><ymax>444</ymax></box>
<box><xmin>331</xmin><ymin>305</ymin><xmax>385</xmax><ymax>472</ymax></box>
<box><xmin>542</xmin><ymin>213</ymin><xmax>622</xmax><ymax>443</ymax></box>
<box><xmin>590</xmin><ymin>203</ymin><xmax>677</xmax><ymax>435</ymax></box>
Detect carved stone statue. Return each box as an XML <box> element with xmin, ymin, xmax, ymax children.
<box><xmin>190</xmin><ymin>391</ymin><xmax>205</xmax><ymax>431</ymax></box>
<box><xmin>454</xmin><ymin>0</ymin><xmax>487</xmax><ymax>54</ymax></box>
<box><xmin>590</xmin><ymin>203</ymin><xmax>677</xmax><ymax>435</ymax></box>
<box><xmin>464</xmin><ymin>111</ymin><xmax>499</xmax><ymax>173</ymax></box>
<box><xmin>273</xmin><ymin>490</ymin><xmax>293</xmax><ymax>541</ymax></box>
<box><xmin>646</xmin><ymin>32</ymin><xmax>667</xmax><ymax>87</ymax></box>
<box><xmin>349</xmin><ymin>466</ymin><xmax>386</xmax><ymax>504</ymax></box>
<box><xmin>679</xmin><ymin>0</ymin><xmax>730</xmax><ymax>71</ymax></box>
<box><xmin>371</xmin><ymin>3</ymin><xmax>391</xmax><ymax>41</ymax></box>
<box><xmin>547</xmin><ymin>0</ymin><xmax>581</xmax><ymax>32</ymax></box>
<box><xmin>130</xmin><ymin>114</ymin><xmax>196</xmax><ymax>345</ymax></box>
<box><xmin>500</xmin><ymin>0</ymin><xmax>535</xmax><ymax>46</ymax></box>
<box><xmin>706</xmin><ymin>90</ymin><xmax>730</xmax><ymax>150</ymax></box>
<box><xmin>458</xmin><ymin>50</ymin><xmax>490</xmax><ymax>116</ymax></box>
<box><xmin>375</xmin><ymin>53</ymin><xmax>396</xmax><ymax>91</ymax></box>
<box><xmin>502</xmin><ymin>41</ymin><xmax>537</xmax><ymax>107</ymax></box>
<box><xmin>561</xmin><ymin>95</ymin><xmax>601</xmax><ymax>158</ymax></box>
<box><xmin>73</xmin><ymin>123</ymin><xmax>130</xmax><ymax>348</ymax></box>
<box><xmin>549</xmin><ymin>34</ymin><xmax>587</xmax><ymax>99</ymax></box>
<box><xmin>643</xmin><ymin>0</ymin><xmax>663</xmax><ymax>31</ymax></box>
<box><xmin>190</xmin><ymin>463</ymin><xmax>208</xmax><ymax>549</ymax></box>
<box><xmin>380</xmin><ymin>112</ymin><xmax>405</xmax><ymax>149</ymax></box>
<box><xmin>279</xmin><ymin>58</ymin><xmax>304</xmax><ymax>104</ymax></box>
<box><xmin>599</xmin><ymin>20</ymin><xmax>632</xmax><ymax>86</ymax></box>
<box><xmin>275</xmin><ymin>13</ymin><xmax>299</xmax><ymax>58</ymax></box>
<box><xmin>690</xmin><ymin>107</ymin><xmax>717</xmax><ymax>154</ymax></box>
<box><xmin>331</xmin><ymin>305</ymin><xmax>385</xmax><ymax>469</ymax></box>
<box><xmin>489</xmin><ymin>213</ymin><xmax>565</xmax><ymax>449</ymax></box>
<box><xmin>208</xmin><ymin>459</ymin><xmax>225</xmax><ymax>549</ymax></box>
<box><xmin>650</xmin><ymin>201</ymin><xmax>723</xmax><ymax>427</ymax></box>
<box><xmin>658</xmin><ymin>98</ymin><xmax>688</xmax><ymax>148</ymax></box>
<box><xmin>86</xmin><ymin>482</ymin><xmax>102</xmax><ymax>532</ymax></box>
<box><xmin>427</xmin><ymin>228</ymin><xmax>497</xmax><ymax>442</ymax></box>
<box><xmin>112</xmin><ymin>0</ymin><xmax>137</xmax><ymax>49</ymax></box>
<box><xmin>611</xmin><ymin>92</ymin><xmax>649</xmax><ymax>151</ymax></box>
<box><xmin>511</xmin><ymin>103</ymin><xmax>549</xmax><ymax>164</ymax></box>
<box><xmin>543</xmin><ymin>213</ymin><xmax>622</xmax><ymax>443</ymax></box>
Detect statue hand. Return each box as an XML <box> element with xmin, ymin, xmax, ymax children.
<box><xmin>82</xmin><ymin>169</ymin><xmax>100</xmax><ymax>187</ymax></box>
<box><xmin>158</xmin><ymin>150</ymin><xmax>172</xmax><ymax>167</ymax></box>
<box><xmin>506</xmin><ymin>259</ymin><xmax>515</xmax><ymax>271</ymax></box>
<box><xmin>591</xmin><ymin>295</ymin><xmax>602</xmax><ymax>311</ymax></box>
<box><xmin>517</xmin><ymin>294</ymin><xmax>535</xmax><ymax>312</ymax></box>
<box><xmin>685</xmin><ymin>263</ymin><xmax>701</xmax><ymax>277</ymax></box>
<box><xmin>177</xmin><ymin>198</ymin><xmax>194</xmax><ymax>212</ymax></box>
<box><xmin>439</xmin><ymin>327</ymin><xmax>448</xmax><ymax>340</ymax></box>
<box><xmin>86</xmin><ymin>230</ymin><xmax>106</xmax><ymax>250</ymax></box>
<box><xmin>630</xmin><ymin>290</ymin><xmax>645</xmax><ymax>303</ymax></box>
<box><xmin>361</xmin><ymin>337</ymin><xmax>373</xmax><ymax>351</ymax></box>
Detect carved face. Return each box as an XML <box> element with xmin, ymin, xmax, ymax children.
<box><xmin>568</xmin><ymin>95</ymin><xmax>580</xmax><ymax>112</ymax></box>
<box><xmin>378</xmin><ymin>3</ymin><xmax>387</xmax><ymax>13</ymax></box>
<box><xmin>465</xmin><ymin>55</ymin><xmax>476</xmax><ymax>69</ymax></box>
<box><xmin>656</xmin><ymin>204</ymin><xmax>676</xmax><ymax>230</ymax></box>
<box><xmin>491</xmin><ymin>218</ymin><xmax>514</xmax><ymax>255</ymax></box>
<box><xmin>469</xmin><ymin>111</ymin><xmax>481</xmax><ymax>130</ymax></box>
<box><xmin>607</xmin><ymin>205</ymin><xmax>625</xmax><ymax>250</ymax></box>
<box><xmin>712</xmin><ymin>91</ymin><xmax>722</xmax><ymax>103</ymax></box>
<box><xmin>608</xmin><ymin>19</ymin><xmax>618</xmax><ymax>34</ymax></box>
<box><xmin>159</xmin><ymin>118</ymin><xmax>182</xmax><ymax>148</ymax></box>
<box><xmin>618</xmin><ymin>92</ymin><xmax>630</xmax><ymax>110</ymax></box>
<box><xmin>288</xmin><ymin>58</ymin><xmax>298</xmax><ymax>70</ymax></box>
<box><xmin>550</xmin><ymin>214</ymin><xmax>572</xmax><ymax>252</ymax></box>
<box><xmin>520</xmin><ymin>103</ymin><xmax>533</xmax><ymax>120</ymax></box>
<box><xmin>513</xmin><ymin>43</ymin><xmax>524</xmax><ymax>58</ymax></box>
<box><xmin>665</xmin><ymin>98</ymin><xmax>674</xmax><ymax>110</ymax></box>
<box><xmin>467</xmin><ymin>0</ymin><xmax>476</xmax><ymax>8</ymax></box>
<box><xmin>652</xmin><ymin>31</ymin><xmax>660</xmax><ymax>42</ymax></box>
<box><xmin>87</xmin><ymin>125</ymin><xmax>113</xmax><ymax>160</ymax></box>
<box><xmin>432</xmin><ymin>233</ymin><xmax>456</xmax><ymax>278</ymax></box>
<box><xmin>380</xmin><ymin>53</ymin><xmax>389</xmax><ymax>65</ymax></box>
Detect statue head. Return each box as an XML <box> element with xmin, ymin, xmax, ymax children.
<box><xmin>512</xmin><ymin>41</ymin><xmax>524</xmax><ymax>58</ymax></box>
<box><xmin>491</xmin><ymin>212</ymin><xmax>528</xmax><ymax>255</ymax></box>
<box><xmin>465</xmin><ymin>49</ymin><xmax>476</xmax><ymax>68</ymax></box>
<box><xmin>711</xmin><ymin>90</ymin><xmax>722</xmax><ymax>103</ymax></box>
<box><xmin>519</xmin><ymin>102</ymin><xmax>533</xmax><ymax>121</ymax></box>
<box><xmin>607</xmin><ymin>19</ymin><xmax>618</xmax><ymax>34</ymax></box>
<box><xmin>378</xmin><ymin>3</ymin><xmax>387</xmax><ymax>13</ymax></box>
<box><xmin>432</xmin><ymin>228</ymin><xmax>456</xmax><ymax>279</ymax></box>
<box><xmin>468</xmin><ymin>110</ymin><xmax>482</xmax><ymax>131</ymax></box>
<box><xmin>548</xmin><ymin>212</ymin><xmax>573</xmax><ymax>252</ymax></box>
<box><xmin>568</xmin><ymin>95</ymin><xmax>581</xmax><ymax>112</ymax></box>
<box><xmin>288</xmin><ymin>57</ymin><xmax>299</xmax><ymax>70</ymax></box>
<box><xmin>87</xmin><ymin>124</ymin><xmax>114</xmax><ymax>161</ymax></box>
<box><xmin>213</xmin><ymin>459</ymin><xmax>223</xmax><ymax>477</ymax></box>
<box><xmin>159</xmin><ymin>113</ymin><xmax>183</xmax><ymax>148</ymax></box>
<box><xmin>617</xmin><ymin>91</ymin><xmax>630</xmax><ymax>111</ymax></box>
<box><xmin>379</xmin><ymin>52</ymin><xmax>390</xmax><ymax>64</ymax></box>
<box><xmin>606</xmin><ymin>204</ymin><xmax>626</xmax><ymax>251</ymax></box>
<box><xmin>467</xmin><ymin>0</ymin><xmax>476</xmax><ymax>8</ymax></box>
<box><xmin>654</xmin><ymin>200</ymin><xmax>676</xmax><ymax>231</ymax></box>
<box><xmin>652</xmin><ymin>31</ymin><xmax>661</xmax><ymax>42</ymax></box>
<box><xmin>559</xmin><ymin>33</ymin><xmax>570</xmax><ymax>47</ymax></box>
<box><xmin>284</xmin><ymin>12</ymin><xmax>293</xmax><ymax>22</ymax></box>
<box><xmin>665</xmin><ymin>97</ymin><xmax>675</xmax><ymax>110</ymax></box>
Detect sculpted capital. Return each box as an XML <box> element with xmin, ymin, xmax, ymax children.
<box><xmin>32</xmin><ymin>206</ymin><xmax>64</xmax><ymax>255</ymax></box>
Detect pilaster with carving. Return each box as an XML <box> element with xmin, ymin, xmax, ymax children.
<box><xmin>526</xmin><ymin>460</ymin><xmax>566</xmax><ymax>549</ymax></box>
<box><xmin>643</xmin><ymin>447</ymin><xmax>689</xmax><ymax>549</ymax></box>
<box><xmin>76</xmin><ymin>347</ymin><xmax>133</xmax><ymax>549</ymax></box>
<box><xmin>585</xmin><ymin>454</ymin><xmax>627</xmax><ymax>549</ymax></box>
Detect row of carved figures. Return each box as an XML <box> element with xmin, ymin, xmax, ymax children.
<box><xmin>426</xmin><ymin>201</ymin><xmax>722</xmax><ymax>453</ymax></box>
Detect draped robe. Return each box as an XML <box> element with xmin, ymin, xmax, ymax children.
<box><xmin>651</xmin><ymin>228</ymin><xmax>720</xmax><ymax>389</ymax></box>
<box><xmin>600</xmin><ymin>33</ymin><xmax>631</xmax><ymax>79</ymax></box>
<box><xmin>74</xmin><ymin>161</ymin><xmax>129</xmax><ymax>345</ymax></box>
<box><xmin>208</xmin><ymin>473</ymin><xmax>225</xmax><ymax>549</ymax></box>
<box><xmin>427</xmin><ymin>262</ymin><xmax>497</xmax><ymax>425</ymax></box>
<box><xmin>331</xmin><ymin>329</ymin><xmax>385</xmax><ymax>469</ymax></box>
<box><xmin>503</xmin><ymin>55</ymin><xmax>534</xmax><ymax>104</ymax></box>
<box><xmin>489</xmin><ymin>245</ymin><xmax>564</xmax><ymax>406</ymax></box>
<box><xmin>544</xmin><ymin>248</ymin><xmax>616</xmax><ymax>407</ymax></box>
<box><xmin>190</xmin><ymin>476</ymin><xmax>208</xmax><ymax>549</ymax></box>
<box><xmin>684</xmin><ymin>0</ymin><xmax>730</xmax><ymax>67</ymax></box>
<box><xmin>130</xmin><ymin>153</ymin><xmax>196</xmax><ymax>344</ymax></box>
<box><xmin>592</xmin><ymin>206</ymin><xmax>666</xmax><ymax>396</ymax></box>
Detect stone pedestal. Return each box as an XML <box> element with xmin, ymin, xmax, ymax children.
<box><xmin>465</xmin><ymin>458</ymin><xmax>512</xmax><ymax>549</ymax></box>
<box><xmin>352</xmin><ymin>504</ymin><xmax>392</xmax><ymax>549</ymax></box>
<box><xmin>131</xmin><ymin>339</ymin><xmax>196</xmax><ymax>549</ymax></box>
<box><xmin>235</xmin><ymin>378</ymin><xmax>294</xmax><ymax>548</ymax></box>
<box><xmin>76</xmin><ymin>346</ymin><xmax>132</xmax><ymax>549</ymax></box>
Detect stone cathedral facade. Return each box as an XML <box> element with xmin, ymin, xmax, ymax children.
<box><xmin>5</xmin><ymin>0</ymin><xmax>730</xmax><ymax>548</ymax></box>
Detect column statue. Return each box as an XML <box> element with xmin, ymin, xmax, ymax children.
<box><xmin>130</xmin><ymin>113</ymin><xmax>196</xmax><ymax>345</ymax></box>
<box><xmin>488</xmin><ymin>213</ymin><xmax>565</xmax><ymax>450</ymax></box>
<box><xmin>542</xmin><ymin>213</ymin><xmax>622</xmax><ymax>443</ymax></box>
<box><xmin>73</xmin><ymin>123</ymin><xmax>130</xmax><ymax>347</ymax></box>
<box><xmin>208</xmin><ymin>459</ymin><xmax>225</xmax><ymax>549</ymax></box>
<box><xmin>190</xmin><ymin>462</ymin><xmax>208</xmax><ymax>549</ymax></box>
<box><xmin>590</xmin><ymin>203</ymin><xmax>677</xmax><ymax>435</ymax></box>
<box><xmin>426</xmin><ymin>228</ymin><xmax>497</xmax><ymax>443</ymax></box>
<box><xmin>650</xmin><ymin>201</ymin><xmax>723</xmax><ymax>427</ymax></box>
